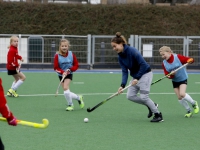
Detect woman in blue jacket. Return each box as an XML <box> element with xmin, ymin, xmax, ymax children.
<box><xmin>111</xmin><ymin>32</ymin><xmax>163</xmax><ymax>123</ymax></box>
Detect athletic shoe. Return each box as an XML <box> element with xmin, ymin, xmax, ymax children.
<box><xmin>8</xmin><ymin>89</ymin><xmax>18</xmax><ymax>97</ymax></box>
<box><xmin>66</xmin><ymin>105</ymin><xmax>74</xmax><ymax>111</ymax></box>
<box><xmin>147</xmin><ymin>103</ymin><xmax>159</xmax><ymax>118</ymax></box>
<box><xmin>7</xmin><ymin>91</ymin><xmax>12</xmax><ymax>97</ymax></box>
<box><xmin>193</xmin><ymin>101</ymin><xmax>199</xmax><ymax>114</ymax></box>
<box><xmin>185</xmin><ymin>111</ymin><xmax>193</xmax><ymax>118</ymax></box>
<box><xmin>150</xmin><ymin>112</ymin><xmax>164</xmax><ymax>122</ymax></box>
<box><xmin>79</xmin><ymin>95</ymin><xmax>84</xmax><ymax>109</ymax></box>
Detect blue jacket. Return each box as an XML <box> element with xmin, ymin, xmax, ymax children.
<box><xmin>118</xmin><ymin>44</ymin><xmax>151</xmax><ymax>87</ymax></box>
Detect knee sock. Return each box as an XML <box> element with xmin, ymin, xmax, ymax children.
<box><xmin>64</xmin><ymin>89</ymin><xmax>73</xmax><ymax>106</ymax></box>
<box><xmin>11</xmin><ymin>81</ymin><xmax>15</xmax><ymax>89</ymax></box>
<box><xmin>12</xmin><ymin>80</ymin><xmax>23</xmax><ymax>91</ymax></box>
<box><xmin>183</xmin><ymin>93</ymin><xmax>195</xmax><ymax>105</ymax></box>
<box><xmin>70</xmin><ymin>92</ymin><xmax>80</xmax><ymax>101</ymax></box>
<box><xmin>179</xmin><ymin>99</ymin><xmax>191</xmax><ymax>112</ymax></box>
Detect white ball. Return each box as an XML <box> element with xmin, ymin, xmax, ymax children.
<box><xmin>84</xmin><ymin>118</ymin><xmax>89</xmax><ymax>123</ymax></box>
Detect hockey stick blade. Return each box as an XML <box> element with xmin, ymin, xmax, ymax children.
<box><xmin>87</xmin><ymin>84</ymin><xmax>132</xmax><ymax>113</ymax></box>
<box><xmin>87</xmin><ymin>100</ymin><xmax>107</xmax><ymax>112</ymax></box>
<box><xmin>87</xmin><ymin>107</ymin><xmax>92</xmax><ymax>112</ymax></box>
<box><xmin>0</xmin><ymin>117</ymin><xmax>49</xmax><ymax>129</ymax></box>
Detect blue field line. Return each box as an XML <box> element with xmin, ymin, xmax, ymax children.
<box><xmin>0</xmin><ymin>69</ymin><xmax>200</xmax><ymax>74</ymax></box>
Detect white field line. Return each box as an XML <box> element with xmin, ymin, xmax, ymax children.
<box><xmin>5</xmin><ymin>92</ymin><xmax>200</xmax><ymax>97</ymax></box>
<box><xmin>195</xmin><ymin>82</ymin><xmax>200</xmax><ymax>84</ymax></box>
<box><xmin>73</xmin><ymin>82</ymin><xmax>84</xmax><ymax>84</ymax></box>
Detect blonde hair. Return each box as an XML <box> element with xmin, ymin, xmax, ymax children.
<box><xmin>8</xmin><ymin>35</ymin><xmax>18</xmax><ymax>49</ymax></box>
<box><xmin>111</xmin><ymin>32</ymin><xmax>128</xmax><ymax>45</ymax></box>
<box><xmin>58</xmin><ymin>39</ymin><xmax>71</xmax><ymax>56</ymax></box>
<box><xmin>159</xmin><ymin>46</ymin><xmax>173</xmax><ymax>53</ymax></box>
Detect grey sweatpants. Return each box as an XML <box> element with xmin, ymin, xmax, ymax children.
<box><xmin>127</xmin><ymin>71</ymin><xmax>159</xmax><ymax>113</ymax></box>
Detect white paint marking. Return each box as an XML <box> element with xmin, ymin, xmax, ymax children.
<box><xmin>5</xmin><ymin>92</ymin><xmax>200</xmax><ymax>97</ymax></box>
<box><xmin>73</xmin><ymin>82</ymin><xmax>84</xmax><ymax>84</ymax></box>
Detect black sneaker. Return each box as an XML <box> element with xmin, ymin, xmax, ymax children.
<box><xmin>150</xmin><ymin>112</ymin><xmax>164</xmax><ymax>122</ymax></box>
<box><xmin>147</xmin><ymin>103</ymin><xmax>159</xmax><ymax>118</ymax></box>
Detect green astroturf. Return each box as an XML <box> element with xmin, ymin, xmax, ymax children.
<box><xmin>0</xmin><ymin>72</ymin><xmax>200</xmax><ymax>150</ymax></box>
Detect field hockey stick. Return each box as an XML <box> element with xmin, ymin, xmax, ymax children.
<box><xmin>87</xmin><ymin>84</ymin><xmax>132</xmax><ymax>113</ymax></box>
<box><xmin>55</xmin><ymin>75</ymin><xmax>66</xmax><ymax>97</ymax></box>
<box><xmin>151</xmin><ymin>63</ymin><xmax>189</xmax><ymax>86</ymax></box>
<box><xmin>0</xmin><ymin>117</ymin><xmax>49</xmax><ymax>129</ymax></box>
<box><xmin>16</xmin><ymin>61</ymin><xmax>22</xmax><ymax>73</ymax></box>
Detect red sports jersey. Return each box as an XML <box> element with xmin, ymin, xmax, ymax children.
<box><xmin>0</xmin><ymin>78</ymin><xmax>14</xmax><ymax>120</ymax></box>
<box><xmin>7</xmin><ymin>45</ymin><xmax>22</xmax><ymax>70</ymax></box>
<box><xmin>54</xmin><ymin>51</ymin><xmax>79</xmax><ymax>74</ymax></box>
<box><xmin>162</xmin><ymin>54</ymin><xmax>194</xmax><ymax>78</ymax></box>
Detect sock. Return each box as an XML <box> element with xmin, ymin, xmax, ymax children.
<box><xmin>183</xmin><ymin>93</ymin><xmax>195</xmax><ymax>105</ymax></box>
<box><xmin>64</xmin><ymin>89</ymin><xmax>73</xmax><ymax>106</ymax></box>
<box><xmin>70</xmin><ymin>92</ymin><xmax>80</xmax><ymax>101</ymax></box>
<box><xmin>179</xmin><ymin>99</ymin><xmax>191</xmax><ymax>112</ymax></box>
<box><xmin>12</xmin><ymin>80</ymin><xmax>23</xmax><ymax>91</ymax></box>
<box><xmin>11</xmin><ymin>81</ymin><xmax>16</xmax><ymax>89</ymax></box>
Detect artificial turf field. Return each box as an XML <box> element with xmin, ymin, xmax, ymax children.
<box><xmin>0</xmin><ymin>71</ymin><xmax>200</xmax><ymax>150</ymax></box>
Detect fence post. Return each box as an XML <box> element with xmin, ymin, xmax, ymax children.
<box><xmin>100</xmin><ymin>42</ymin><xmax>105</xmax><ymax>63</ymax></box>
<box><xmin>198</xmin><ymin>43</ymin><xmax>200</xmax><ymax>66</ymax></box>
<box><xmin>51</xmin><ymin>41</ymin><xmax>56</xmax><ymax>63</ymax></box>
<box><xmin>151</xmin><ymin>0</ymin><xmax>157</xmax><ymax>5</ymax></box>
<box><xmin>149</xmin><ymin>42</ymin><xmax>154</xmax><ymax>65</ymax></box>
<box><xmin>171</xmin><ymin>0</ymin><xmax>176</xmax><ymax>6</ymax></box>
<box><xmin>87</xmin><ymin>34</ymin><xmax>92</xmax><ymax>70</ymax></box>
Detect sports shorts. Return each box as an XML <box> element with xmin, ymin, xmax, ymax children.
<box><xmin>7</xmin><ymin>69</ymin><xmax>18</xmax><ymax>75</ymax></box>
<box><xmin>58</xmin><ymin>74</ymin><xmax>73</xmax><ymax>82</ymax></box>
<box><xmin>172</xmin><ymin>79</ymin><xmax>187</xmax><ymax>88</ymax></box>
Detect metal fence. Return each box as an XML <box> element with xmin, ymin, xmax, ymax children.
<box><xmin>0</xmin><ymin>34</ymin><xmax>200</xmax><ymax>69</ymax></box>
<box><xmin>138</xmin><ymin>36</ymin><xmax>186</xmax><ymax>67</ymax></box>
<box><xmin>0</xmin><ymin>34</ymin><xmax>91</xmax><ymax>69</ymax></box>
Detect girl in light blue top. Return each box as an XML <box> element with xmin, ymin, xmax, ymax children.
<box><xmin>159</xmin><ymin>46</ymin><xmax>199</xmax><ymax>118</ymax></box>
<box><xmin>54</xmin><ymin>39</ymin><xmax>84</xmax><ymax>111</ymax></box>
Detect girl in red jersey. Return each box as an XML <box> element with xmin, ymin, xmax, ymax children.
<box><xmin>159</xmin><ymin>46</ymin><xmax>199</xmax><ymax>117</ymax></box>
<box><xmin>54</xmin><ymin>39</ymin><xmax>84</xmax><ymax>111</ymax></box>
<box><xmin>6</xmin><ymin>36</ymin><xmax>26</xmax><ymax>97</ymax></box>
<box><xmin>0</xmin><ymin>78</ymin><xmax>17</xmax><ymax>149</ymax></box>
